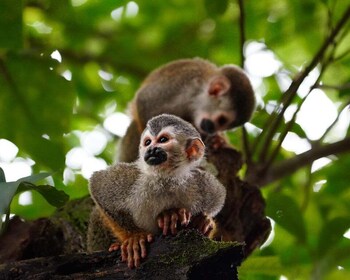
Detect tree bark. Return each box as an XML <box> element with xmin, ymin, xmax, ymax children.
<box><xmin>0</xmin><ymin>230</ymin><xmax>243</xmax><ymax>280</ymax></box>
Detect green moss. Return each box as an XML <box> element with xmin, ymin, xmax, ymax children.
<box><xmin>54</xmin><ymin>196</ymin><xmax>94</xmax><ymax>234</ymax></box>
<box><xmin>146</xmin><ymin>230</ymin><xmax>241</xmax><ymax>267</ymax></box>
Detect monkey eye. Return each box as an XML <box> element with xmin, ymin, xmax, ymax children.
<box><xmin>158</xmin><ymin>136</ymin><xmax>169</xmax><ymax>143</ymax></box>
<box><xmin>218</xmin><ymin>116</ymin><xmax>228</xmax><ymax>126</ymax></box>
<box><xmin>144</xmin><ymin>139</ymin><xmax>152</xmax><ymax>146</ymax></box>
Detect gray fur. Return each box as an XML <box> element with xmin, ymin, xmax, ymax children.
<box><xmin>88</xmin><ymin>114</ymin><xmax>226</xmax><ymax>250</ymax></box>
<box><xmin>147</xmin><ymin>114</ymin><xmax>200</xmax><ymax>139</ymax></box>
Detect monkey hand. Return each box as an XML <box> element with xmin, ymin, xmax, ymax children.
<box><xmin>189</xmin><ymin>213</ymin><xmax>215</xmax><ymax>237</ymax></box>
<box><xmin>205</xmin><ymin>133</ymin><xmax>230</xmax><ymax>151</ymax></box>
<box><xmin>157</xmin><ymin>208</ymin><xmax>192</xmax><ymax>235</ymax></box>
<box><xmin>120</xmin><ymin>232</ymin><xmax>153</xmax><ymax>269</ymax></box>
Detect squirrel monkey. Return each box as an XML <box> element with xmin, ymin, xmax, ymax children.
<box><xmin>118</xmin><ymin>58</ymin><xmax>255</xmax><ymax>163</ymax></box>
<box><xmin>88</xmin><ymin>114</ymin><xmax>226</xmax><ymax>268</ymax></box>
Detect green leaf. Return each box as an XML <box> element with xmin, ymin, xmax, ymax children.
<box><xmin>290</xmin><ymin>123</ymin><xmax>307</xmax><ymax>139</ymax></box>
<box><xmin>317</xmin><ymin>216</ymin><xmax>350</xmax><ymax>256</ymax></box>
<box><xmin>0</xmin><ymin>167</ymin><xmax>5</xmax><ymax>183</ymax></box>
<box><xmin>0</xmin><ymin>181</ymin><xmax>19</xmax><ymax>217</ymax></box>
<box><xmin>0</xmin><ymin>53</ymin><xmax>75</xmax><ymax>170</ymax></box>
<box><xmin>204</xmin><ymin>0</ymin><xmax>229</xmax><ymax>16</ymax></box>
<box><xmin>266</xmin><ymin>193</ymin><xmax>307</xmax><ymax>243</ymax></box>
<box><xmin>0</xmin><ymin>0</ymin><xmax>23</xmax><ymax>49</ymax></box>
<box><xmin>17</xmin><ymin>172</ymin><xmax>51</xmax><ymax>184</ymax></box>
<box><xmin>0</xmin><ymin>172</ymin><xmax>51</xmax><ymax>216</ymax></box>
<box><xmin>17</xmin><ymin>182</ymin><xmax>69</xmax><ymax>208</ymax></box>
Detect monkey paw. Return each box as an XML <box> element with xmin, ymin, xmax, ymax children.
<box><xmin>205</xmin><ymin>133</ymin><xmax>229</xmax><ymax>150</ymax></box>
<box><xmin>121</xmin><ymin>232</ymin><xmax>153</xmax><ymax>269</ymax></box>
<box><xmin>157</xmin><ymin>208</ymin><xmax>192</xmax><ymax>235</ymax></box>
<box><xmin>189</xmin><ymin>213</ymin><xmax>215</xmax><ymax>237</ymax></box>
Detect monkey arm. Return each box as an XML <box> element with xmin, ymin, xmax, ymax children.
<box><xmin>89</xmin><ymin>162</ymin><xmax>139</xmax><ymax>223</ymax></box>
<box><xmin>89</xmin><ymin>163</ymin><xmax>154</xmax><ymax>268</ymax></box>
<box><xmin>97</xmin><ymin>205</ymin><xmax>153</xmax><ymax>268</ymax></box>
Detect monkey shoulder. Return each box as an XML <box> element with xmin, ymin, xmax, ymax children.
<box><xmin>89</xmin><ymin>162</ymin><xmax>140</xmax><ymax>214</ymax></box>
<box><xmin>191</xmin><ymin>168</ymin><xmax>223</xmax><ymax>189</ymax></box>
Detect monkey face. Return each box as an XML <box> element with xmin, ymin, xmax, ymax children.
<box><xmin>198</xmin><ymin>111</ymin><xmax>236</xmax><ymax>135</ymax></box>
<box><xmin>139</xmin><ymin>127</ymin><xmax>179</xmax><ymax>171</ymax></box>
<box><xmin>195</xmin><ymin>108</ymin><xmax>237</xmax><ymax>136</ymax></box>
<box><xmin>138</xmin><ymin>114</ymin><xmax>205</xmax><ymax>175</ymax></box>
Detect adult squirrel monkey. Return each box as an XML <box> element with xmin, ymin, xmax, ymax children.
<box><xmin>118</xmin><ymin>58</ymin><xmax>255</xmax><ymax>163</ymax></box>
<box><xmin>88</xmin><ymin>114</ymin><xmax>226</xmax><ymax>268</ymax></box>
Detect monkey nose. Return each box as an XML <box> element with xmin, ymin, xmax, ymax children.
<box><xmin>144</xmin><ymin>147</ymin><xmax>167</xmax><ymax>166</ymax></box>
<box><xmin>200</xmin><ymin>119</ymin><xmax>216</xmax><ymax>135</ymax></box>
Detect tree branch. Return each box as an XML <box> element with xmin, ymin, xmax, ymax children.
<box><xmin>261</xmin><ymin>137</ymin><xmax>350</xmax><ymax>185</ymax></box>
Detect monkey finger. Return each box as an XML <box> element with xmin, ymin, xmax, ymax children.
<box><xmin>132</xmin><ymin>239</ymin><xmax>141</xmax><ymax>268</ymax></box>
<box><xmin>127</xmin><ymin>241</ymin><xmax>135</xmax><ymax>268</ymax></box>
<box><xmin>139</xmin><ymin>238</ymin><xmax>147</xmax><ymax>259</ymax></box>
<box><xmin>108</xmin><ymin>242</ymin><xmax>120</xmax><ymax>252</ymax></box>
<box><xmin>170</xmin><ymin>212</ymin><xmax>179</xmax><ymax>235</ymax></box>
<box><xmin>185</xmin><ymin>210</ymin><xmax>192</xmax><ymax>226</ymax></box>
<box><xmin>157</xmin><ymin>216</ymin><xmax>164</xmax><ymax>229</ymax></box>
<box><xmin>202</xmin><ymin>220</ymin><xmax>214</xmax><ymax>236</ymax></box>
<box><xmin>147</xmin><ymin>234</ymin><xmax>153</xmax><ymax>243</ymax></box>
<box><xmin>178</xmin><ymin>208</ymin><xmax>188</xmax><ymax>226</ymax></box>
<box><xmin>162</xmin><ymin>213</ymin><xmax>170</xmax><ymax>235</ymax></box>
<box><xmin>121</xmin><ymin>241</ymin><xmax>129</xmax><ymax>262</ymax></box>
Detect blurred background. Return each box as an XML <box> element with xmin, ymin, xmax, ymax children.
<box><xmin>0</xmin><ymin>0</ymin><xmax>349</xmax><ymax>279</ymax></box>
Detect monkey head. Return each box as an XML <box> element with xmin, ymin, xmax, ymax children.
<box><xmin>138</xmin><ymin>114</ymin><xmax>205</xmax><ymax>176</ymax></box>
<box><xmin>193</xmin><ymin>65</ymin><xmax>256</xmax><ymax>136</ymax></box>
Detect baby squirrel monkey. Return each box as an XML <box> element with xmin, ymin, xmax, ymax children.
<box><xmin>88</xmin><ymin>114</ymin><xmax>226</xmax><ymax>268</ymax></box>
<box><xmin>118</xmin><ymin>57</ymin><xmax>255</xmax><ymax>163</ymax></box>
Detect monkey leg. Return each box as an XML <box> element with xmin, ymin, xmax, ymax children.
<box><xmin>120</xmin><ymin>232</ymin><xmax>153</xmax><ymax>269</ymax></box>
<box><xmin>157</xmin><ymin>208</ymin><xmax>192</xmax><ymax>235</ymax></box>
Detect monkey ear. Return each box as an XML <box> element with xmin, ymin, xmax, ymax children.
<box><xmin>186</xmin><ymin>138</ymin><xmax>205</xmax><ymax>161</ymax></box>
<box><xmin>208</xmin><ymin>76</ymin><xmax>230</xmax><ymax>97</ymax></box>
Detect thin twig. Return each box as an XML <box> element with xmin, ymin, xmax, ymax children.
<box><xmin>255</xmin><ymin>5</ymin><xmax>350</xmax><ymax>163</ymax></box>
<box><xmin>237</xmin><ymin>0</ymin><xmax>246</xmax><ymax>68</ymax></box>
<box><xmin>313</xmin><ymin>83</ymin><xmax>350</xmax><ymax>91</ymax></box>
<box><xmin>237</xmin><ymin>0</ymin><xmax>252</xmax><ymax>163</ymax></box>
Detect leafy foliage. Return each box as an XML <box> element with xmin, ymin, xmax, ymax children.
<box><xmin>0</xmin><ymin>167</ymin><xmax>69</xmax><ymax>233</ymax></box>
<box><xmin>0</xmin><ymin>0</ymin><xmax>349</xmax><ymax>278</ymax></box>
